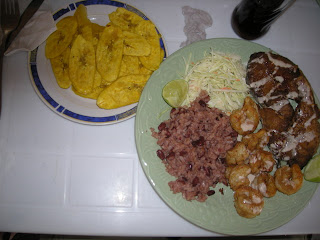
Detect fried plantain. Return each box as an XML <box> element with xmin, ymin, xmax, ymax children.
<box><xmin>97</xmin><ymin>74</ymin><xmax>150</xmax><ymax>109</ymax></box>
<box><xmin>123</xmin><ymin>31</ymin><xmax>151</xmax><ymax>56</ymax></box>
<box><xmin>69</xmin><ymin>35</ymin><xmax>96</xmax><ymax>95</ymax></box>
<box><xmin>50</xmin><ymin>47</ymin><xmax>72</xmax><ymax>89</ymax></box>
<box><xmin>135</xmin><ymin>20</ymin><xmax>161</xmax><ymax>70</ymax></box>
<box><xmin>96</xmin><ymin>25</ymin><xmax>124</xmax><ymax>85</ymax></box>
<box><xmin>109</xmin><ymin>7</ymin><xmax>143</xmax><ymax>31</ymax></box>
<box><xmin>45</xmin><ymin>27</ymin><xmax>76</xmax><ymax>59</ymax></box>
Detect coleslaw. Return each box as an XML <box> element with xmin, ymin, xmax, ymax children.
<box><xmin>182</xmin><ymin>51</ymin><xmax>249</xmax><ymax>113</ymax></box>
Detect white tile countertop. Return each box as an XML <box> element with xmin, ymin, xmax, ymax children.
<box><xmin>0</xmin><ymin>0</ymin><xmax>320</xmax><ymax>237</ymax></box>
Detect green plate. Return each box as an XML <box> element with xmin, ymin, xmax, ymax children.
<box><xmin>135</xmin><ymin>38</ymin><xmax>319</xmax><ymax>235</ymax></box>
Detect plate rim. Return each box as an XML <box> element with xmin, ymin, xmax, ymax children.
<box><xmin>135</xmin><ymin>37</ymin><xmax>319</xmax><ymax>235</ymax></box>
<box><xmin>28</xmin><ymin>0</ymin><xmax>168</xmax><ymax>126</ymax></box>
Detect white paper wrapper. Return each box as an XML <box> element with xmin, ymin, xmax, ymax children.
<box><xmin>180</xmin><ymin>6</ymin><xmax>213</xmax><ymax>47</ymax></box>
<box><xmin>4</xmin><ymin>6</ymin><xmax>56</xmax><ymax>56</ymax></box>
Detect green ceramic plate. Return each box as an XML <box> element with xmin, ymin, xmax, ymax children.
<box><xmin>135</xmin><ymin>38</ymin><xmax>319</xmax><ymax>235</ymax></box>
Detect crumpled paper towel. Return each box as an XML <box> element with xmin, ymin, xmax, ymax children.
<box><xmin>180</xmin><ymin>6</ymin><xmax>213</xmax><ymax>47</ymax></box>
<box><xmin>4</xmin><ymin>2</ymin><xmax>56</xmax><ymax>56</ymax></box>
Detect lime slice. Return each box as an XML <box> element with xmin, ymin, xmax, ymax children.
<box><xmin>304</xmin><ymin>154</ymin><xmax>320</xmax><ymax>182</ymax></box>
<box><xmin>162</xmin><ymin>79</ymin><xmax>188</xmax><ymax>108</ymax></box>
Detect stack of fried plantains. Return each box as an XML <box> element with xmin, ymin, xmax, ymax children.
<box><xmin>45</xmin><ymin>5</ymin><xmax>164</xmax><ymax>109</ymax></box>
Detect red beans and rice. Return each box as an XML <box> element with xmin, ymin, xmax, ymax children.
<box><xmin>151</xmin><ymin>91</ymin><xmax>238</xmax><ymax>202</ymax></box>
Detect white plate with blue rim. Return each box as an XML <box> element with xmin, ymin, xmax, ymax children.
<box><xmin>28</xmin><ymin>0</ymin><xmax>167</xmax><ymax>125</ymax></box>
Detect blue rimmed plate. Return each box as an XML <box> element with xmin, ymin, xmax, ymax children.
<box><xmin>28</xmin><ymin>0</ymin><xmax>167</xmax><ymax>125</ymax></box>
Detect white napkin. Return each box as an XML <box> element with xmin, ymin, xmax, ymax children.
<box><xmin>4</xmin><ymin>3</ymin><xmax>56</xmax><ymax>56</ymax></box>
<box><xmin>180</xmin><ymin>6</ymin><xmax>213</xmax><ymax>47</ymax></box>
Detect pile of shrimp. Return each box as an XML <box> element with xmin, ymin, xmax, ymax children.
<box><xmin>226</xmin><ymin>96</ymin><xmax>304</xmax><ymax>218</ymax></box>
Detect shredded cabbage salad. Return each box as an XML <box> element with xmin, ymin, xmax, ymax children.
<box><xmin>182</xmin><ymin>51</ymin><xmax>249</xmax><ymax>113</ymax></box>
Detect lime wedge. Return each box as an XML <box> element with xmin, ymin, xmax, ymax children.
<box><xmin>304</xmin><ymin>154</ymin><xmax>320</xmax><ymax>182</ymax></box>
<box><xmin>162</xmin><ymin>79</ymin><xmax>188</xmax><ymax>108</ymax></box>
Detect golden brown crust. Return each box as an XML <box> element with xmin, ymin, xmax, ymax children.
<box><xmin>274</xmin><ymin>164</ymin><xmax>303</xmax><ymax>195</ymax></box>
<box><xmin>234</xmin><ymin>186</ymin><xmax>264</xmax><ymax>218</ymax></box>
<box><xmin>247</xmin><ymin>52</ymin><xmax>320</xmax><ymax>168</ymax></box>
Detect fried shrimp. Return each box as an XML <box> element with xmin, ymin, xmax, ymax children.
<box><xmin>226</xmin><ymin>142</ymin><xmax>250</xmax><ymax>166</ymax></box>
<box><xmin>225</xmin><ymin>165</ymin><xmax>234</xmax><ymax>179</ymax></box>
<box><xmin>230</xmin><ymin>96</ymin><xmax>260</xmax><ymax>135</ymax></box>
<box><xmin>242</xmin><ymin>128</ymin><xmax>270</xmax><ymax>151</ymax></box>
<box><xmin>248</xmin><ymin>149</ymin><xmax>276</xmax><ymax>174</ymax></box>
<box><xmin>234</xmin><ymin>186</ymin><xmax>264</xmax><ymax>218</ymax></box>
<box><xmin>228</xmin><ymin>164</ymin><xmax>252</xmax><ymax>191</ymax></box>
<box><xmin>274</xmin><ymin>164</ymin><xmax>303</xmax><ymax>195</ymax></box>
<box><xmin>251</xmin><ymin>172</ymin><xmax>277</xmax><ymax>198</ymax></box>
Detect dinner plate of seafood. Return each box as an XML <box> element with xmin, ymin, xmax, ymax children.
<box><xmin>28</xmin><ymin>0</ymin><xmax>167</xmax><ymax>125</ymax></box>
<box><xmin>135</xmin><ymin>38</ymin><xmax>320</xmax><ymax>235</ymax></box>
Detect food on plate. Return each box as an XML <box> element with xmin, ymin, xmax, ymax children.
<box><xmin>304</xmin><ymin>154</ymin><xmax>320</xmax><ymax>182</ymax></box>
<box><xmin>73</xmin><ymin>85</ymin><xmax>104</xmax><ymax>100</ymax></box>
<box><xmin>247</xmin><ymin>149</ymin><xmax>276</xmax><ymax>174</ymax></box>
<box><xmin>74</xmin><ymin>4</ymin><xmax>93</xmax><ymax>42</ymax></box>
<box><xmin>56</xmin><ymin>16</ymin><xmax>78</xmax><ymax>30</ymax></box>
<box><xmin>119</xmin><ymin>55</ymin><xmax>152</xmax><ymax>77</ymax></box>
<box><xmin>151</xmin><ymin>49</ymin><xmax>318</xmax><ymax>219</ymax></box>
<box><xmin>45</xmin><ymin>17</ymin><xmax>78</xmax><ymax>59</ymax></box>
<box><xmin>74</xmin><ymin>4</ymin><xmax>91</xmax><ymax>26</ymax></box>
<box><xmin>96</xmin><ymin>25</ymin><xmax>124</xmax><ymax>85</ymax></box>
<box><xmin>109</xmin><ymin>7</ymin><xmax>143</xmax><ymax>31</ymax></box>
<box><xmin>162</xmin><ymin>79</ymin><xmax>189</xmax><ymax>108</ymax></box>
<box><xmin>151</xmin><ymin>90</ymin><xmax>238</xmax><ymax>202</ymax></box>
<box><xmin>45</xmin><ymin>4</ymin><xmax>164</xmax><ymax>110</ymax></box>
<box><xmin>227</xmin><ymin>164</ymin><xmax>251</xmax><ymax>191</ymax></box>
<box><xmin>274</xmin><ymin>164</ymin><xmax>303</xmax><ymax>195</ymax></box>
<box><xmin>230</xmin><ymin>96</ymin><xmax>260</xmax><ymax>135</ymax></box>
<box><xmin>225</xmin><ymin>94</ymin><xmax>308</xmax><ymax>218</ymax></box>
<box><xmin>135</xmin><ymin>20</ymin><xmax>162</xmax><ymax>71</ymax></box>
<box><xmin>223</xmin><ymin>96</ymin><xmax>278</xmax><ymax>218</ymax></box>
<box><xmin>183</xmin><ymin>51</ymin><xmax>249</xmax><ymax>113</ymax></box>
<box><xmin>225</xmin><ymin>142</ymin><xmax>275</xmax><ymax>218</ymax></box>
<box><xmin>69</xmin><ymin>35</ymin><xmax>96</xmax><ymax>95</ymax></box>
<box><xmin>226</xmin><ymin>147</ymin><xmax>275</xmax><ymax>216</ymax></box>
<box><xmin>226</xmin><ymin>142</ymin><xmax>249</xmax><ymax>166</ymax></box>
<box><xmin>91</xmin><ymin>22</ymin><xmax>104</xmax><ymax>50</ymax></box>
<box><xmin>123</xmin><ymin>31</ymin><xmax>151</xmax><ymax>56</ymax></box>
<box><xmin>241</xmin><ymin>128</ymin><xmax>269</xmax><ymax>151</ymax></box>
<box><xmin>152</xmin><ymin>52</ymin><xmax>253</xmax><ymax>203</ymax></box>
<box><xmin>234</xmin><ymin>186</ymin><xmax>264</xmax><ymax>219</ymax></box>
<box><xmin>50</xmin><ymin>47</ymin><xmax>72</xmax><ymax>89</ymax></box>
<box><xmin>119</xmin><ymin>55</ymin><xmax>140</xmax><ymax>76</ymax></box>
<box><xmin>246</xmin><ymin>51</ymin><xmax>320</xmax><ymax>168</ymax></box>
<box><xmin>47</xmin><ymin>16</ymin><xmax>78</xmax><ymax>88</ymax></box>
<box><xmin>72</xmin><ymin>70</ymin><xmax>104</xmax><ymax>100</ymax></box>
<box><xmin>97</xmin><ymin>74</ymin><xmax>150</xmax><ymax>109</ymax></box>
<box><xmin>251</xmin><ymin>172</ymin><xmax>277</xmax><ymax>198</ymax></box>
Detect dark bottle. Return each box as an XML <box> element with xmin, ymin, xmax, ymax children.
<box><xmin>231</xmin><ymin>0</ymin><xmax>295</xmax><ymax>40</ymax></box>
